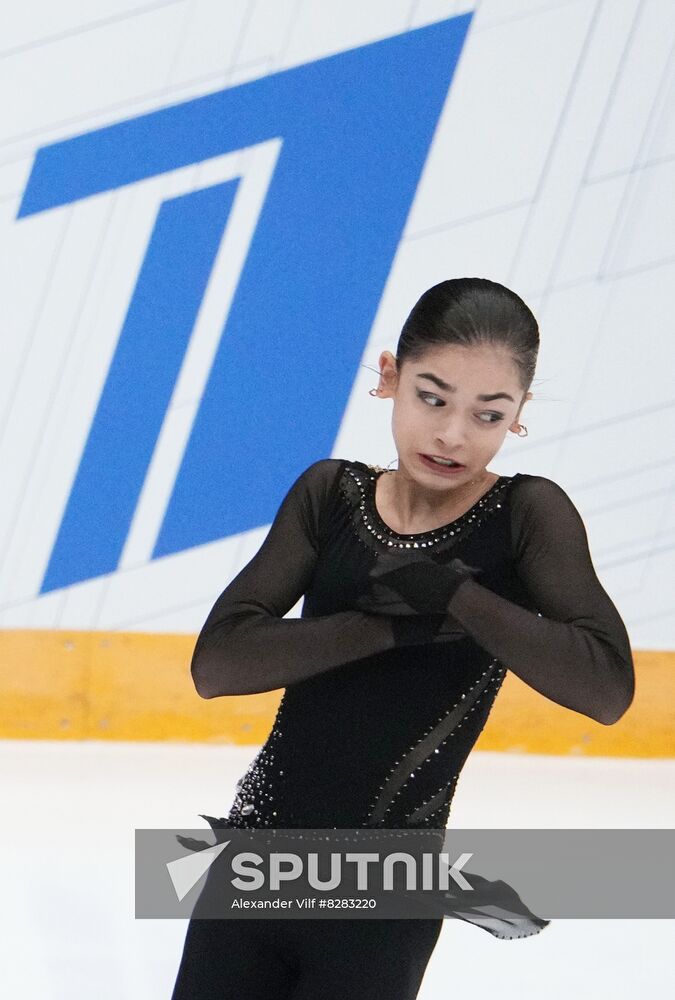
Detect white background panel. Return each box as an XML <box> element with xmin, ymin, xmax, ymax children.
<box><xmin>0</xmin><ymin>4</ymin><xmax>187</xmax><ymax>140</ymax></box>
<box><xmin>552</xmin><ymin>265</ymin><xmax>673</xmax><ymax>425</ymax></box>
<box><xmin>554</xmin><ymin>173</ymin><xmax>627</xmax><ymax>283</ymax></box>
<box><xmin>235</xmin><ymin>0</ymin><xmax>302</xmax><ymax>67</ymax></box>
<box><xmin>279</xmin><ymin>0</ymin><xmax>413</xmax><ymax>67</ymax></box>
<box><xmin>406</xmin><ymin>1</ymin><xmax>595</xmax><ymax>232</ymax></box>
<box><xmin>647</xmin><ymin>49</ymin><xmax>675</xmax><ymax>159</ymax></box>
<box><xmin>606</xmin><ymin>159</ymin><xmax>675</xmax><ymax>272</ymax></box>
<box><xmin>587</xmin><ymin>0</ymin><xmax>675</xmax><ymax>181</ymax></box>
<box><xmin>0</xmin><ymin>1</ymin><xmax>183</xmax><ymax>54</ymax></box>
<box><xmin>0</xmin><ymin>154</ymin><xmax>33</xmax><ymax>202</ymax></box>
<box><xmin>507</xmin><ymin>0</ymin><xmax>643</xmax><ymax>293</ymax></box>
<box><xmin>168</xmin><ymin>0</ymin><xmax>253</xmax><ymax>83</ymax></box>
<box><xmin>1</xmin><ymin>0</ymin><xmax>673</xmax><ymax>645</ymax></box>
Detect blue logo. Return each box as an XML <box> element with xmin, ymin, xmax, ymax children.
<box><xmin>18</xmin><ymin>14</ymin><xmax>473</xmax><ymax>592</ymax></box>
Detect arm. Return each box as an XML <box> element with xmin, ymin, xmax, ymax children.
<box><xmin>190</xmin><ymin>459</ymin><xmax>441</xmax><ymax>698</ymax></box>
<box><xmin>365</xmin><ymin>477</ymin><xmax>635</xmax><ymax>726</ymax></box>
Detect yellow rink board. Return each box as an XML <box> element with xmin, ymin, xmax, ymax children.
<box><xmin>0</xmin><ymin>630</ymin><xmax>672</xmax><ymax>757</ymax></box>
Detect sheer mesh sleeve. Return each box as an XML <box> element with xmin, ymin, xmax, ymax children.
<box><xmin>190</xmin><ymin>460</ymin><xmax>447</xmax><ymax>698</ymax></box>
<box><xmin>369</xmin><ymin>476</ymin><xmax>636</xmax><ymax>726</ymax></box>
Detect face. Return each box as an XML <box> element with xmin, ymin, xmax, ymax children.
<box><xmin>375</xmin><ymin>343</ymin><xmax>532</xmax><ymax>489</ymax></box>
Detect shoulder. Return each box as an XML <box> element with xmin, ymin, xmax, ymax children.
<box><xmin>289</xmin><ymin>458</ymin><xmax>350</xmax><ymax>509</ymax></box>
<box><xmin>296</xmin><ymin>457</ymin><xmax>348</xmax><ymax>490</ymax></box>
<box><xmin>298</xmin><ymin>457</ymin><xmax>369</xmax><ymax>486</ymax></box>
<box><xmin>508</xmin><ymin>473</ymin><xmax>588</xmax><ymax>549</ymax></box>
<box><xmin>298</xmin><ymin>457</ymin><xmax>344</xmax><ymax>475</ymax></box>
<box><xmin>509</xmin><ymin>472</ymin><xmax>578</xmax><ymax>509</ymax></box>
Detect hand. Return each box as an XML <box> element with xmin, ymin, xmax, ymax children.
<box><xmin>365</xmin><ymin>551</ymin><xmax>483</xmax><ymax>615</ymax></box>
<box><xmin>354</xmin><ymin>577</ymin><xmax>422</xmax><ymax>616</ymax></box>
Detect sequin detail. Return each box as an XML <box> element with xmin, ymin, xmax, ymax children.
<box><xmin>405</xmin><ymin>777</ymin><xmax>457</xmax><ymax>826</ymax></box>
<box><xmin>365</xmin><ymin>659</ymin><xmax>506</xmax><ymax>827</ymax></box>
<box><xmin>339</xmin><ymin>462</ymin><xmax>511</xmax><ymax>553</ymax></box>
<box><xmin>222</xmin><ymin>461</ymin><xmax>515</xmax><ymax>833</ymax></box>
<box><xmin>226</xmin><ymin>694</ymin><xmax>286</xmax><ymax>828</ymax></box>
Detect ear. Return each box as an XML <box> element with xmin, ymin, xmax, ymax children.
<box><xmin>509</xmin><ymin>390</ymin><xmax>533</xmax><ymax>430</ymax></box>
<box><xmin>375</xmin><ymin>351</ymin><xmax>399</xmax><ymax>398</ymax></box>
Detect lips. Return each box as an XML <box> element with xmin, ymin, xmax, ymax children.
<box><xmin>423</xmin><ymin>453</ymin><xmax>465</xmax><ymax>467</ymax></box>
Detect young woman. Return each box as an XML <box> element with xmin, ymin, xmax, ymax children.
<box><xmin>171</xmin><ymin>278</ymin><xmax>635</xmax><ymax>999</ymax></box>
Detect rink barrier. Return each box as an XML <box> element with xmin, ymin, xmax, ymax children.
<box><xmin>0</xmin><ymin>629</ymin><xmax>672</xmax><ymax>757</ymax></box>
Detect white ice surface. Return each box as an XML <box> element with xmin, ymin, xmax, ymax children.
<box><xmin>1</xmin><ymin>740</ymin><xmax>673</xmax><ymax>999</ymax></box>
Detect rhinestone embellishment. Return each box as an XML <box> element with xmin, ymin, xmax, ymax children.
<box><xmin>365</xmin><ymin>658</ymin><xmax>506</xmax><ymax>827</ymax></box>
<box><xmin>226</xmin><ymin>694</ymin><xmax>288</xmax><ymax>828</ymax></box>
<box><xmin>215</xmin><ymin>461</ymin><xmax>517</xmax><ymax>834</ymax></box>
<box><xmin>339</xmin><ymin>462</ymin><xmax>512</xmax><ymax>553</ymax></box>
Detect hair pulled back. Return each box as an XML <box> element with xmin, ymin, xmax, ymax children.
<box><xmin>396</xmin><ymin>278</ymin><xmax>539</xmax><ymax>398</ymax></box>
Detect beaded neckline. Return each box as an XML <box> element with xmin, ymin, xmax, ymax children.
<box><xmin>341</xmin><ymin>460</ymin><xmax>516</xmax><ymax>550</ymax></box>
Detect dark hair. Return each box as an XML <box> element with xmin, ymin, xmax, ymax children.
<box><xmin>396</xmin><ymin>278</ymin><xmax>539</xmax><ymax>398</ymax></box>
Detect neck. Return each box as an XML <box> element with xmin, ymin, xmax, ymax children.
<box><xmin>380</xmin><ymin>466</ymin><xmax>492</xmax><ymax>531</ymax></box>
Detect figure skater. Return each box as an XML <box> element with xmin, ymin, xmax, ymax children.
<box><xmin>170</xmin><ymin>277</ymin><xmax>635</xmax><ymax>999</ymax></box>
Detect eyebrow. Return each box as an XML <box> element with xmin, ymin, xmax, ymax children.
<box><xmin>415</xmin><ymin>372</ymin><xmax>515</xmax><ymax>403</ymax></box>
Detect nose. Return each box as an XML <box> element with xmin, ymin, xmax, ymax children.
<box><xmin>435</xmin><ymin>412</ymin><xmax>469</xmax><ymax>450</ymax></box>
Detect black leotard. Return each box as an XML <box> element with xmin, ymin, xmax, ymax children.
<box><xmin>186</xmin><ymin>458</ymin><xmax>634</xmax><ymax>936</ymax></box>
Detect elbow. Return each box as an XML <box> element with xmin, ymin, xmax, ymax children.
<box><xmin>194</xmin><ymin>679</ymin><xmax>215</xmax><ymax>700</ymax></box>
<box><xmin>191</xmin><ymin>659</ymin><xmax>214</xmax><ymax>699</ymax></box>
<box><xmin>191</xmin><ymin>638</ymin><xmax>220</xmax><ymax>699</ymax></box>
<box><xmin>191</xmin><ymin>648</ymin><xmax>250</xmax><ymax>699</ymax></box>
<box><xmin>589</xmin><ymin>643</ymin><xmax>635</xmax><ymax>726</ymax></box>
<box><xmin>189</xmin><ymin>621</ymin><xmax>266</xmax><ymax>698</ymax></box>
<box><xmin>190</xmin><ymin>628</ymin><xmax>234</xmax><ymax>698</ymax></box>
<box><xmin>596</xmin><ymin>703</ymin><xmax>630</xmax><ymax>726</ymax></box>
<box><xmin>190</xmin><ymin>616</ymin><xmax>250</xmax><ymax>698</ymax></box>
<box><xmin>595</xmin><ymin>676</ymin><xmax>635</xmax><ymax>726</ymax></box>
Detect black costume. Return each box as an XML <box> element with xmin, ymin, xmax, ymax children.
<box><xmin>171</xmin><ymin>458</ymin><xmax>634</xmax><ymax>998</ymax></box>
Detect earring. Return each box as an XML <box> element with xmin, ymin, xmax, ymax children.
<box><xmin>515</xmin><ymin>424</ymin><xmax>528</xmax><ymax>437</ymax></box>
<box><xmin>386</xmin><ymin>457</ymin><xmax>398</xmax><ymax>470</ymax></box>
<box><xmin>369</xmin><ymin>387</ymin><xmax>380</xmax><ymax>397</ymax></box>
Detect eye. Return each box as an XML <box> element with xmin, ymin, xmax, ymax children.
<box><xmin>417</xmin><ymin>390</ymin><xmax>504</xmax><ymax>423</ymax></box>
<box><xmin>416</xmin><ymin>390</ymin><xmax>444</xmax><ymax>407</ymax></box>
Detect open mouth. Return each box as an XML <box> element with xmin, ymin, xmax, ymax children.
<box><xmin>420</xmin><ymin>453</ymin><xmax>466</xmax><ymax>470</ymax></box>
<box><xmin>422</xmin><ymin>455</ymin><xmax>464</xmax><ymax>469</ymax></box>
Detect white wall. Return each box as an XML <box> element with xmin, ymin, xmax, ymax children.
<box><xmin>0</xmin><ymin>0</ymin><xmax>673</xmax><ymax>648</ymax></box>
